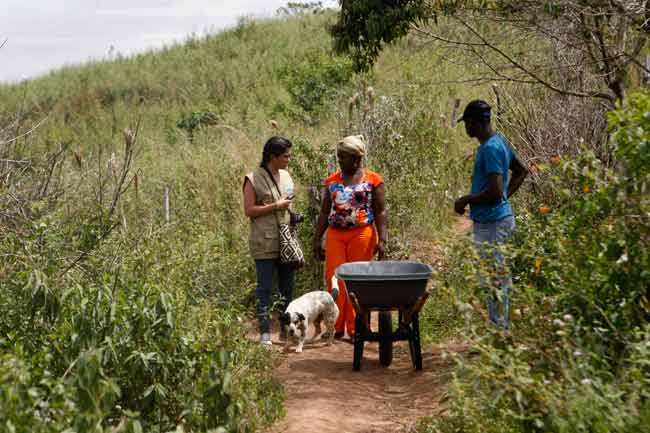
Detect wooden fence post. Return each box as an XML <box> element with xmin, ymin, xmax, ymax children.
<box><xmin>164</xmin><ymin>186</ymin><xmax>170</xmax><ymax>223</ymax></box>
<box><xmin>450</xmin><ymin>99</ymin><xmax>461</xmax><ymax>128</ymax></box>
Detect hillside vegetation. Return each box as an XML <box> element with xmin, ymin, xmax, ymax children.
<box><xmin>0</xmin><ymin>9</ymin><xmax>477</xmax><ymax>432</ymax></box>
<box><xmin>1</xmin><ymin>4</ymin><xmax>649</xmax><ymax>433</ymax></box>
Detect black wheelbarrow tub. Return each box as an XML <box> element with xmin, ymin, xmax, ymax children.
<box><xmin>335</xmin><ymin>261</ymin><xmax>433</xmax><ymax>309</ymax></box>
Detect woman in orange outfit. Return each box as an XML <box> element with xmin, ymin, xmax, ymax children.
<box><xmin>312</xmin><ymin>135</ymin><xmax>387</xmax><ymax>338</ymax></box>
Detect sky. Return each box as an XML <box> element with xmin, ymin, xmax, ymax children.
<box><xmin>0</xmin><ymin>0</ymin><xmax>338</xmax><ymax>83</ymax></box>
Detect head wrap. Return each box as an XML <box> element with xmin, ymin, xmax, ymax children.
<box><xmin>337</xmin><ymin>135</ymin><xmax>366</xmax><ymax>157</ymax></box>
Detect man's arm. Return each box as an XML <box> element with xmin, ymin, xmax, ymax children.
<box><xmin>507</xmin><ymin>153</ymin><xmax>528</xmax><ymax>198</ymax></box>
<box><xmin>454</xmin><ymin>174</ymin><xmax>502</xmax><ymax>215</ymax></box>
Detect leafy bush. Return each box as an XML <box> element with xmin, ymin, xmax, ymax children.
<box><xmin>418</xmin><ymin>90</ymin><xmax>650</xmax><ymax>433</ymax></box>
<box><xmin>0</xmin><ymin>136</ymin><xmax>282</xmax><ymax>432</ymax></box>
<box><xmin>367</xmin><ymin>93</ymin><xmax>443</xmax><ymax>235</ymax></box>
<box><xmin>281</xmin><ymin>52</ymin><xmax>354</xmax><ymax>121</ymax></box>
<box><xmin>610</xmin><ymin>91</ymin><xmax>650</xmax><ymax>177</ymax></box>
<box><xmin>1</xmin><ymin>219</ymin><xmax>284</xmax><ymax>433</ymax></box>
<box><xmin>177</xmin><ymin>110</ymin><xmax>221</xmax><ymax>142</ymax></box>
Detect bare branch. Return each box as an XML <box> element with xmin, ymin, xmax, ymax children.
<box><xmin>0</xmin><ymin>115</ymin><xmax>49</xmax><ymax>145</ymax></box>
<box><xmin>57</xmin><ymin>222</ymin><xmax>121</xmax><ymax>278</ymax></box>
<box><xmin>38</xmin><ymin>144</ymin><xmax>67</xmax><ymax>199</ymax></box>
<box><xmin>411</xmin><ymin>24</ymin><xmax>486</xmax><ymax>46</ymax></box>
<box><xmin>453</xmin><ymin>15</ymin><xmax>615</xmax><ymax>102</ymax></box>
<box><xmin>108</xmin><ymin>119</ymin><xmax>140</xmax><ymax>218</ymax></box>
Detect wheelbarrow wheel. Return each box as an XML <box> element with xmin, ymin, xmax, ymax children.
<box><xmin>378</xmin><ymin>311</ymin><xmax>393</xmax><ymax>367</ymax></box>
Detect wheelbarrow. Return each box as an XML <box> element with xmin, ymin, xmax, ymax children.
<box><xmin>335</xmin><ymin>261</ymin><xmax>433</xmax><ymax>371</ymax></box>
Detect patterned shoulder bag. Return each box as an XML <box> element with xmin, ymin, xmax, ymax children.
<box><xmin>261</xmin><ymin>168</ymin><xmax>305</xmax><ymax>269</ymax></box>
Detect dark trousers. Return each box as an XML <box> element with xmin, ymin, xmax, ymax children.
<box><xmin>255</xmin><ymin>259</ymin><xmax>295</xmax><ymax>334</ymax></box>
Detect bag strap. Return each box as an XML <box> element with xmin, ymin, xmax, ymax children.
<box><xmin>258</xmin><ymin>167</ymin><xmax>282</xmax><ymax>226</ymax></box>
<box><xmin>261</xmin><ymin>166</ymin><xmax>284</xmax><ymax>200</ymax></box>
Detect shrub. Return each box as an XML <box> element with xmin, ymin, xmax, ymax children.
<box><xmin>0</xmin><ymin>140</ymin><xmax>282</xmax><ymax>432</ymax></box>
<box><xmin>418</xmin><ymin>90</ymin><xmax>650</xmax><ymax>433</ymax></box>
<box><xmin>177</xmin><ymin>110</ymin><xmax>221</xmax><ymax>143</ymax></box>
<box><xmin>281</xmin><ymin>52</ymin><xmax>354</xmax><ymax>121</ymax></box>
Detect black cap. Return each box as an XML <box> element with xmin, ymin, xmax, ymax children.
<box><xmin>457</xmin><ymin>99</ymin><xmax>491</xmax><ymax>123</ymax></box>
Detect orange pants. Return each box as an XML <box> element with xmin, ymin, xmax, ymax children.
<box><xmin>325</xmin><ymin>225</ymin><xmax>378</xmax><ymax>336</ymax></box>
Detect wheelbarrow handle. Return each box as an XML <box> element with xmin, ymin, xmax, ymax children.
<box><xmin>349</xmin><ymin>292</ymin><xmax>363</xmax><ymax>315</ymax></box>
<box><xmin>400</xmin><ymin>290</ymin><xmax>431</xmax><ymax>328</ymax></box>
<box><xmin>412</xmin><ymin>290</ymin><xmax>430</xmax><ymax>315</ymax></box>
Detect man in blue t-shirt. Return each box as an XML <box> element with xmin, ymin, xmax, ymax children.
<box><xmin>454</xmin><ymin>100</ymin><xmax>528</xmax><ymax>330</ymax></box>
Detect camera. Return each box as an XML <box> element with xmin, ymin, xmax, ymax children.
<box><xmin>289</xmin><ymin>211</ymin><xmax>305</xmax><ymax>225</ymax></box>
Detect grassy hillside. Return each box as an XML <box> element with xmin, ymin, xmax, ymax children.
<box><xmin>0</xmin><ymin>10</ymin><xmax>489</xmax><ymax>279</ymax></box>
<box><xmin>4</xmin><ymin>6</ymin><xmax>645</xmax><ymax>433</ymax></box>
<box><xmin>0</xmin><ymin>10</ymin><xmax>484</xmax><ymax>432</ymax></box>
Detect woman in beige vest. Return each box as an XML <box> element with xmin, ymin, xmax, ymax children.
<box><xmin>243</xmin><ymin>136</ymin><xmax>296</xmax><ymax>345</ymax></box>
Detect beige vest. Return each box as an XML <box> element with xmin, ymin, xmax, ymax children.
<box><xmin>244</xmin><ymin>167</ymin><xmax>294</xmax><ymax>259</ymax></box>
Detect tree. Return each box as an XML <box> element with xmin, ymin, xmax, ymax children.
<box><xmin>331</xmin><ymin>0</ymin><xmax>430</xmax><ymax>73</ymax></box>
<box><xmin>332</xmin><ymin>0</ymin><xmax>650</xmax><ymax>104</ymax></box>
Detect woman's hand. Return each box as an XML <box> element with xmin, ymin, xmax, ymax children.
<box><xmin>312</xmin><ymin>240</ymin><xmax>325</xmax><ymax>261</ymax></box>
<box><xmin>375</xmin><ymin>240</ymin><xmax>386</xmax><ymax>260</ymax></box>
<box><xmin>274</xmin><ymin>196</ymin><xmax>293</xmax><ymax>210</ymax></box>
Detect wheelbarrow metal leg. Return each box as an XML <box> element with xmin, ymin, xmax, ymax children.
<box><xmin>353</xmin><ymin>313</ymin><xmax>365</xmax><ymax>371</ymax></box>
<box><xmin>410</xmin><ymin>313</ymin><xmax>423</xmax><ymax>370</ymax></box>
<box><xmin>378</xmin><ymin>311</ymin><xmax>393</xmax><ymax>367</ymax></box>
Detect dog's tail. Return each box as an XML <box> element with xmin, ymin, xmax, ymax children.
<box><xmin>330</xmin><ymin>275</ymin><xmax>340</xmax><ymax>301</ymax></box>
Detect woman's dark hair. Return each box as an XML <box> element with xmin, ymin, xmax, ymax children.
<box><xmin>260</xmin><ymin>136</ymin><xmax>292</xmax><ymax>167</ymax></box>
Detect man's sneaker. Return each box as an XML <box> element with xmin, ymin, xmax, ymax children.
<box><xmin>260</xmin><ymin>332</ymin><xmax>272</xmax><ymax>346</ymax></box>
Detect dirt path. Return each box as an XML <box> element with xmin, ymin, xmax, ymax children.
<box><xmin>265</xmin><ymin>324</ymin><xmax>470</xmax><ymax>433</ymax></box>
<box><xmin>265</xmin><ymin>216</ymin><xmax>473</xmax><ymax>433</ymax></box>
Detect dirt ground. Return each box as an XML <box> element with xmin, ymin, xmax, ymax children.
<box><xmin>263</xmin><ymin>318</ymin><xmax>471</xmax><ymax>433</ymax></box>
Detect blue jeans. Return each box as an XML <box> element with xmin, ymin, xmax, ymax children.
<box><xmin>255</xmin><ymin>259</ymin><xmax>295</xmax><ymax>334</ymax></box>
<box><xmin>473</xmin><ymin>215</ymin><xmax>515</xmax><ymax>330</ymax></box>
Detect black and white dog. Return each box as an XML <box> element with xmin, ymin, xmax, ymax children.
<box><xmin>280</xmin><ymin>277</ymin><xmax>340</xmax><ymax>353</ymax></box>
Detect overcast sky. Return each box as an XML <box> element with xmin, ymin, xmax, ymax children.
<box><xmin>0</xmin><ymin>0</ymin><xmax>338</xmax><ymax>83</ymax></box>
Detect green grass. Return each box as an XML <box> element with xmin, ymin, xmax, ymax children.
<box><xmin>4</xmin><ymin>6</ymin><xmax>647</xmax><ymax>433</ymax></box>
<box><xmin>0</xmin><ymin>10</ymin><xmax>531</xmax><ymax>432</ymax></box>
<box><xmin>0</xmin><ymin>11</ymin><xmax>487</xmax><ymax>270</ymax></box>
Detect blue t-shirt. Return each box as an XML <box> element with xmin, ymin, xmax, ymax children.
<box><xmin>469</xmin><ymin>134</ymin><xmax>514</xmax><ymax>223</ymax></box>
